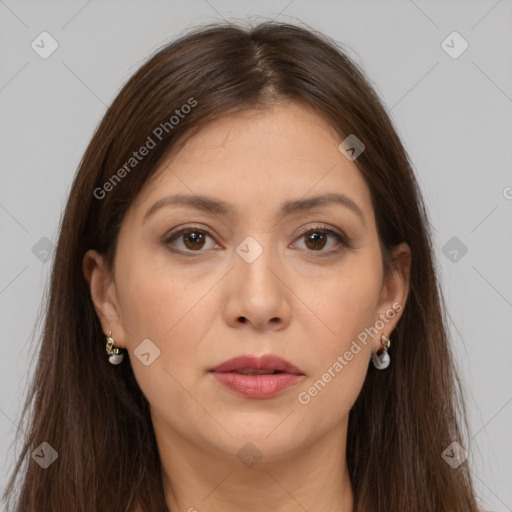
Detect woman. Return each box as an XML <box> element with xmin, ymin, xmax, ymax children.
<box><xmin>3</xmin><ymin>20</ymin><xmax>481</xmax><ymax>511</ymax></box>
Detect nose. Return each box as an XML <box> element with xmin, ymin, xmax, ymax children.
<box><xmin>222</xmin><ymin>236</ymin><xmax>292</xmax><ymax>332</ymax></box>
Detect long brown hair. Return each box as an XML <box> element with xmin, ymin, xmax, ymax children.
<box><xmin>3</xmin><ymin>20</ymin><xmax>481</xmax><ymax>511</ymax></box>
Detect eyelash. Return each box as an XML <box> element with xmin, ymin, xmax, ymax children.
<box><xmin>162</xmin><ymin>224</ymin><xmax>351</xmax><ymax>257</ymax></box>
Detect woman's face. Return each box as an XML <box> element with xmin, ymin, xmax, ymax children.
<box><xmin>85</xmin><ymin>101</ymin><xmax>410</xmax><ymax>464</ymax></box>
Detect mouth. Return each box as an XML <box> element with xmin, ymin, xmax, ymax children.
<box><xmin>209</xmin><ymin>354</ymin><xmax>305</xmax><ymax>399</ymax></box>
<box><xmin>209</xmin><ymin>354</ymin><xmax>304</xmax><ymax>375</ymax></box>
<box><xmin>230</xmin><ymin>369</ymin><xmax>286</xmax><ymax>375</ymax></box>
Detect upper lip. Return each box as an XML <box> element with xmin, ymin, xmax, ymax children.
<box><xmin>209</xmin><ymin>355</ymin><xmax>304</xmax><ymax>375</ymax></box>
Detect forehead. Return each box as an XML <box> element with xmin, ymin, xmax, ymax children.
<box><xmin>130</xmin><ymin>102</ymin><xmax>373</xmax><ymax>223</ymax></box>
<box><xmin>155</xmin><ymin>102</ymin><xmax>341</xmax><ymax>174</ymax></box>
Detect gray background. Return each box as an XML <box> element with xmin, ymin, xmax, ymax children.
<box><xmin>1</xmin><ymin>0</ymin><xmax>511</xmax><ymax>510</ymax></box>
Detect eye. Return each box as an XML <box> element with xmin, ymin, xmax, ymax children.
<box><xmin>163</xmin><ymin>223</ymin><xmax>350</xmax><ymax>256</ymax></box>
<box><xmin>292</xmin><ymin>224</ymin><xmax>350</xmax><ymax>254</ymax></box>
<box><xmin>163</xmin><ymin>226</ymin><xmax>218</xmax><ymax>253</ymax></box>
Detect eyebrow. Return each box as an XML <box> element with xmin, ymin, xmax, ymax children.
<box><xmin>143</xmin><ymin>192</ymin><xmax>366</xmax><ymax>226</ymax></box>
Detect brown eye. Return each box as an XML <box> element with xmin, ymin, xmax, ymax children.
<box><xmin>182</xmin><ymin>230</ymin><xmax>206</xmax><ymax>250</ymax></box>
<box><xmin>294</xmin><ymin>226</ymin><xmax>349</xmax><ymax>254</ymax></box>
<box><xmin>164</xmin><ymin>227</ymin><xmax>217</xmax><ymax>253</ymax></box>
<box><xmin>304</xmin><ymin>231</ymin><xmax>328</xmax><ymax>251</ymax></box>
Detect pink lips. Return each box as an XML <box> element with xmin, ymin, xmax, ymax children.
<box><xmin>209</xmin><ymin>354</ymin><xmax>305</xmax><ymax>399</ymax></box>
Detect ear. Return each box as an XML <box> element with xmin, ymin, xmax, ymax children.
<box><xmin>82</xmin><ymin>249</ymin><xmax>126</xmax><ymax>348</ymax></box>
<box><xmin>374</xmin><ymin>242</ymin><xmax>411</xmax><ymax>349</ymax></box>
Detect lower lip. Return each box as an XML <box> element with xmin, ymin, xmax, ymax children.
<box><xmin>210</xmin><ymin>371</ymin><xmax>304</xmax><ymax>399</ymax></box>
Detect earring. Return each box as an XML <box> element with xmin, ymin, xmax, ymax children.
<box><xmin>371</xmin><ymin>333</ymin><xmax>391</xmax><ymax>370</ymax></box>
<box><xmin>105</xmin><ymin>331</ymin><xmax>125</xmax><ymax>365</ymax></box>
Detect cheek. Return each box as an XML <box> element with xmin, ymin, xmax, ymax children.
<box><xmin>116</xmin><ymin>242</ymin><xmax>204</xmax><ymax>335</ymax></box>
<box><xmin>299</xmin><ymin>251</ymin><xmax>383</xmax><ymax>347</ymax></box>
<box><xmin>115</xmin><ymin>258</ymin><xmax>216</xmax><ymax>415</ymax></box>
<box><xmin>115</xmin><ymin>251</ymin><xmax>219</xmax><ymax>371</ymax></box>
<box><xmin>292</xmin><ymin>252</ymin><xmax>381</xmax><ymax>411</ymax></box>
<box><xmin>117</xmin><ymin>267</ymin><xmax>181</xmax><ymax>339</ymax></box>
<box><xmin>294</xmin><ymin>283</ymin><xmax>376</xmax><ymax>429</ymax></box>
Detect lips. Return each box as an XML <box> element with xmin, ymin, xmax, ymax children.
<box><xmin>209</xmin><ymin>354</ymin><xmax>305</xmax><ymax>399</ymax></box>
<box><xmin>209</xmin><ymin>354</ymin><xmax>304</xmax><ymax>375</ymax></box>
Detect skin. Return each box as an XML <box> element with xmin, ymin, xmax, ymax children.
<box><xmin>83</xmin><ymin>101</ymin><xmax>411</xmax><ymax>512</ymax></box>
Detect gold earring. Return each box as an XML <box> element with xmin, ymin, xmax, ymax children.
<box><xmin>105</xmin><ymin>330</ymin><xmax>125</xmax><ymax>365</ymax></box>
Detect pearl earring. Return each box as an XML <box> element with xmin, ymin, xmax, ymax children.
<box><xmin>371</xmin><ymin>333</ymin><xmax>391</xmax><ymax>370</ymax></box>
<box><xmin>105</xmin><ymin>331</ymin><xmax>125</xmax><ymax>365</ymax></box>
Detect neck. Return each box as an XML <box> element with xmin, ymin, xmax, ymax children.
<box><xmin>154</xmin><ymin>416</ymin><xmax>354</xmax><ymax>512</ymax></box>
